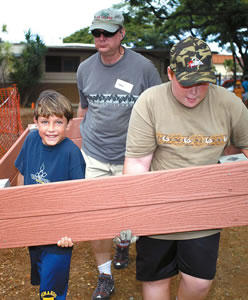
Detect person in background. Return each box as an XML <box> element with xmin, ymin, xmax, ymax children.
<box><xmin>234</xmin><ymin>79</ymin><xmax>245</xmax><ymax>100</ymax></box>
<box><xmin>123</xmin><ymin>36</ymin><xmax>248</xmax><ymax>300</ymax></box>
<box><xmin>242</xmin><ymin>75</ymin><xmax>248</xmax><ymax>106</ymax></box>
<box><xmin>76</xmin><ymin>7</ymin><xmax>162</xmax><ymax>300</ymax></box>
<box><xmin>15</xmin><ymin>90</ymin><xmax>86</xmax><ymax>300</ymax></box>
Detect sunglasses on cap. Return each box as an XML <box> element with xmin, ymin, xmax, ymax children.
<box><xmin>91</xmin><ymin>29</ymin><xmax>120</xmax><ymax>38</ymax></box>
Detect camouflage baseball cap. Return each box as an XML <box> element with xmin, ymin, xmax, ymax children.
<box><xmin>170</xmin><ymin>36</ymin><xmax>216</xmax><ymax>86</ymax></box>
<box><xmin>89</xmin><ymin>8</ymin><xmax>124</xmax><ymax>32</ymax></box>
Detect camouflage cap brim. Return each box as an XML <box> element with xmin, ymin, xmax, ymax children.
<box><xmin>175</xmin><ymin>70</ymin><xmax>216</xmax><ymax>87</ymax></box>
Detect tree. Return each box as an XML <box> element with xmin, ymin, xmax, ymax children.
<box><xmin>127</xmin><ymin>0</ymin><xmax>248</xmax><ymax>76</ymax></box>
<box><xmin>9</xmin><ymin>30</ymin><xmax>47</xmax><ymax>106</ymax></box>
<box><xmin>0</xmin><ymin>41</ymin><xmax>14</xmax><ymax>87</ymax></box>
<box><xmin>0</xmin><ymin>25</ymin><xmax>14</xmax><ymax>87</ymax></box>
<box><xmin>63</xmin><ymin>27</ymin><xmax>94</xmax><ymax>44</ymax></box>
<box><xmin>63</xmin><ymin>3</ymin><xmax>172</xmax><ymax>48</ymax></box>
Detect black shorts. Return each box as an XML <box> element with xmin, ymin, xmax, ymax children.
<box><xmin>136</xmin><ymin>233</ymin><xmax>220</xmax><ymax>281</ymax></box>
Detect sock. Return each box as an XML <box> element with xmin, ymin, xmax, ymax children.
<box><xmin>98</xmin><ymin>260</ymin><xmax>112</xmax><ymax>276</ymax></box>
<box><xmin>118</xmin><ymin>241</ymin><xmax>130</xmax><ymax>247</ymax></box>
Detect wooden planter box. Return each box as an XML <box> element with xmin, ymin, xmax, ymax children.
<box><xmin>0</xmin><ymin>118</ymin><xmax>248</xmax><ymax>249</ymax></box>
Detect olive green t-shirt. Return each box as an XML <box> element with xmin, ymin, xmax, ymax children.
<box><xmin>126</xmin><ymin>82</ymin><xmax>248</xmax><ymax>240</ymax></box>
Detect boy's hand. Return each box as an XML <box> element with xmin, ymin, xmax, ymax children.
<box><xmin>57</xmin><ymin>237</ymin><xmax>73</xmax><ymax>247</ymax></box>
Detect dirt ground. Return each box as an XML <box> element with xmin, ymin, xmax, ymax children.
<box><xmin>0</xmin><ymin>227</ymin><xmax>247</xmax><ymax>300</ymax></box>
<box><xmin>0</xmin><ymin>109</ymin><xmax>247</xmax><ymax>299</ymax></box>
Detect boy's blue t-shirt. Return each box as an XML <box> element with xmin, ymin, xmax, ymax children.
<box><xmin>15</xmin><ymin>130</ymin><xmax>85</xmax><ymax>184</ymax></box>
<box><xmin>15</xmin><ymin>130</ymin><xmax>86</xmax><ymax>290</ymax></box>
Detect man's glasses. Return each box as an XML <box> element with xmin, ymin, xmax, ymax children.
<box><xmin>92</xmin><ymin>29</ymin><xmax>120</xmax><ymax>38</ymax></box>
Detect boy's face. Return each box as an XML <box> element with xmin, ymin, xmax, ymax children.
<box><xmin>168</xmin><ymin>67</ymin><xmax>209</xmax><ymax>108</ymax></box>
<box><xmin>34</xmin><ymin>115</ymin><xmax>70</xmax><ymax>146</ymax></box>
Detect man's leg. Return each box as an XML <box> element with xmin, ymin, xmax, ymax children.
<box><xmin>142</xmin><ymin>277</ymin><xmax>172</xmax><ymax>300</ymax></box>
<box><xmin>91</xmin><ymin>239</ymin><xmax>113</xmax><ymax>268</ymax></box>
<box><xmin>177</xmin><ymin>272</ymin><xmax>213</xmax><ymax>300</ymax></box>
<box><xmin>91</xmin><ymin>239</ymin><xmax>115</xmax><ymax>300</ymax></box>
<box><xmin>81</xmin><ymin>150</ymin><xmax>118</xmax><ymax>299</ymax></box>
<box><xmin>81</xmin><ymin>149</ymin><xmax>113</xmax><ymax>272</ymax></box>
<box><xmin>109</xmin><ymin>163</ymin><xmax>132</xmax><ymax>270</ymax></box>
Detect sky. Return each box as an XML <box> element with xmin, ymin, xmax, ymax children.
<box><xmin>0</xmin><ymin>0</ymin><xmax>121</xmax><ymax>45</ymax></box>
<box><xmin>0</xmin><ymin>0</ymin><xmax>228</xmax><ymax>53</ymax></box>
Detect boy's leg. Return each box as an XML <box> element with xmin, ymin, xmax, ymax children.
<box><xmin>39</xmin><ymin>248</ymin><xmax>72</xmax><ymax>300</ymax></box>
<box><xmin>136</xmin><ymin>237</ymin><xmax>179</xmax><ymax>300</ymax></box>
<box><xmin>177</xmin><ymin>233</ymin><xmax>220</xmax><ymax>300</ymax></box>
<box><xmin>142</xmin><ymin>278</ymin><xmax>172</xmax><ymax>300</ymax></box>
<box><xmin>177</xmin><ymin>272</ymin><xmax>213</xmax><ymax>300</ymax></box>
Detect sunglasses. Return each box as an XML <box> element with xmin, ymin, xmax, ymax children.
<box><xmin>92</xmin><ymin>29</ymin><xmax>120</xmax><ymax>38</ymax></box>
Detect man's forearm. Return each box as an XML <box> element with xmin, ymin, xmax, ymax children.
<box><xmin>77</xmin><ymin>105</ymin><xmax>88</xmax><ymax>118</ymax></box>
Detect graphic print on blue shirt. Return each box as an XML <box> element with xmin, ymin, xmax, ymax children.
<box><xmin>31</xmin><ymin>163</ymin><xmax>50</xmax><ymax>184</ymax></box>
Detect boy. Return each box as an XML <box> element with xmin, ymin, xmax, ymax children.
<box><xmin>15</xmin><ymin>90</ymin><xmax>86</xmax><ymax>300</ymax></box>
<box><xmin>124</xmin><ymin>36</ymin><xmax>248</xmax><ymax>299</ymax></box>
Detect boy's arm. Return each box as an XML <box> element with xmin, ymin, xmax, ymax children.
<box><xmin>241</xmin><ymin>148</ymin><xmax>248</xmax><ymax>158</ymax></box>
<box><xmin>16</xmin><ymin>171</ymin><xmax>24</xmax><ymax>186</ymax></box>
<box><xmin>123</xmin><ymin>154</ymin><xmax>153</xmax><ymax>175</ymax></box>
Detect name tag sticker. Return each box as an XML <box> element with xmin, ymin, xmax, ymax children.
<box><xmin>115</xmin><ymin>79</ymin><xmax>133</xmax><ymax>93</ymax></box>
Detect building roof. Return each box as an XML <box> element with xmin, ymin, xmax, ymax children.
<box><xmin>212</xmin><ymin>53</ymin><xmax>233</xmax><ymax>64</ymax></box>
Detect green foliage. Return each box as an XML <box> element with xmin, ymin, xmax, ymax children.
<box><xmin>9</xmin><ymin>30</ymin><xmax>47</xmax><ymax>106</ymax></box>
<box><xmin>224</xmin><ymin>59</ymin><xmax>242</xmax><ymax>75</ymax></box>
<box><xmin>224</xmin><ymin>59</ymin><xmax>235</xmax><ymax>73</ymax></box>
<box><xmin>63</xmin><ymin>2</ymin><xmax>172</xmax><ymax>48</ymax></box>
<box><xmin>0</xmin><ymin>41</ymin><xmax>14</xmax><ymax>86</ymax></box>
<box><xmin>62</xmin><ymin>0</ymin><xmax>248</xmax><ymax>75</ymax></box>
<box><xmin>63</xmin><ymin>27</ymin><xmax>94</xmax><ymax>44</ymax></box>
<box><xmin>127</xmin><ymin>0</ymin><xmax>248</xmax><ymax>75</ymax></box>
<box><xmin>122</xmin><ymin>4</ymin><xmax>172</xmax><ymax>48</ymax></box>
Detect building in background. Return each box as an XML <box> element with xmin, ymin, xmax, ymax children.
<box><xmin>1</xmin><ymin>43</ymin><xmax>239</xmax><ymax>105</ymax></box>
<box><xmin>212</xmin><ymin>53</ymin><xmax>242</xmax><ymax>85</ymax></box>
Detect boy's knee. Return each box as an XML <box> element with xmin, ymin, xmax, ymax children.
<box><xmin>181</xmin><ymin>272</ymin><xmax>213</xmax><ymax>292</ymax></box>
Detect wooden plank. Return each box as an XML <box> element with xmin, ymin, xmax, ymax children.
<box><xmin>0</xmin><ymin>127</ymin><xmax>29</xmax><ymax>186</ymax></box>
<box><xmin>0</xmin><ymin>160</ymin><xmax>248</xmax><ymax>249</ymax></box>
<box><xmin>66</xmin><ymin>117</ymin><xmax>82</xmax><ymax>148</ymax></box>
<box><xmin>65</xmin><ymin>117</ymin><xmax>82</xmax><ymax>140</ymax></box>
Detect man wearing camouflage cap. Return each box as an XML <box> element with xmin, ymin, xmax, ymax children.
<box><xmin>123</xmin><ymin>36</ymin><xmax>248</xmax><ymax>299</ymax></box>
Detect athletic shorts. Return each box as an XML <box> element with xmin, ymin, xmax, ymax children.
<box><xmin>29</xmin><ymin>245</ymin><xmax>72</xmax><ymax>300</ymax></box>
<box><xmin>136</xmin><ymin>233</ymin><xmax>220</xmax><ymax>281</ymax></box>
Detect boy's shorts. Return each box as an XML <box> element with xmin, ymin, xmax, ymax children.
<box><xmin>29</xmin><ymin>245</ymin><xmax>72</xmax><ymax>300</ymax></box>
<box><xmin>136</xmin><ymin>233</ymin><xmax>220</xmax><ymax>281</ymax></box>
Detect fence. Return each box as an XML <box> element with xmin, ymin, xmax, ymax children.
<box><xmin>0</xmin><ymin>84</ymin><xmax>23</xmax><ymax>159</ymax></box>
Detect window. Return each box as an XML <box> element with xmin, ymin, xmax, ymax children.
<box><xmin>45</xmin><ymin>56</ymin><xmax>80</xmax><ymax>72</ymax></box>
